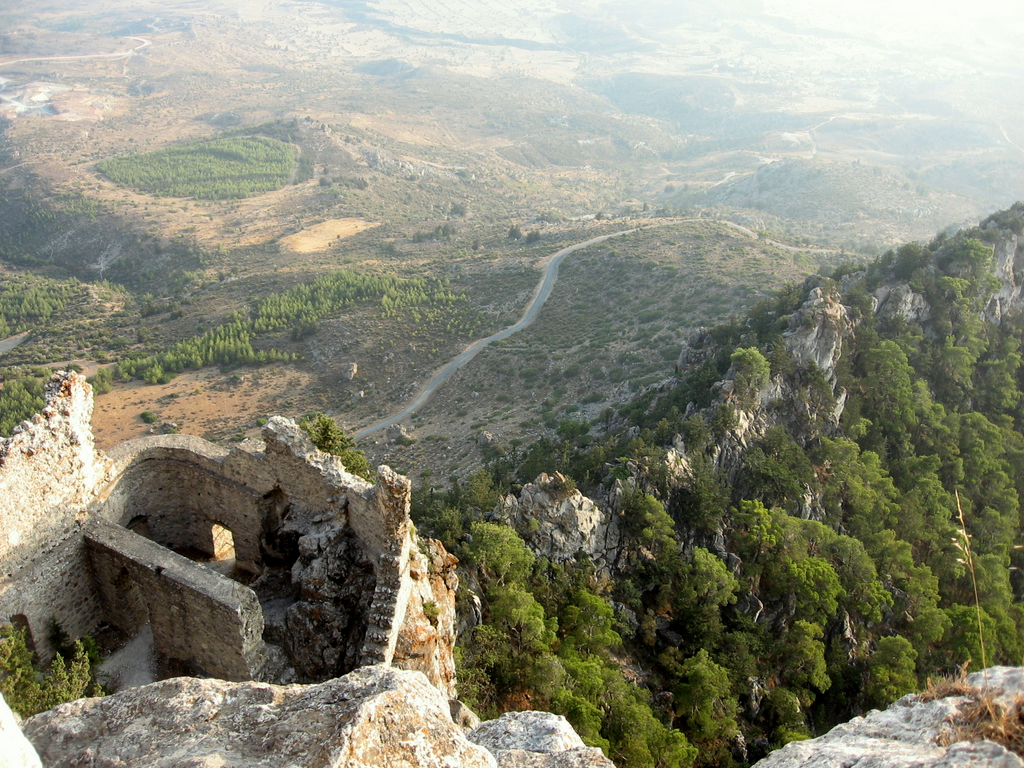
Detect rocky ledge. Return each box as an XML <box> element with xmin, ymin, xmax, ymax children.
<box><xmin>14</xmin><ymin>664</ymin><xmax>614</xmax><ymax>768</ymax></box>
<box><xmin>753</xmin><ymin>666</ymin><xmax>1024</xmax><ymax>768</ymax></box>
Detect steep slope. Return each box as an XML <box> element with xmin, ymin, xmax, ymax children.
<box><xmin>414</xmin><ymin>202</ymin><xmax>1024</xmax><ymax>767</ymax></box>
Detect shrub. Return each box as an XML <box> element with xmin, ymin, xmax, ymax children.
<box><xmin>0</xmin><ymin>624</ymin><xmax>102</xmax><ymax>718</ymax></box>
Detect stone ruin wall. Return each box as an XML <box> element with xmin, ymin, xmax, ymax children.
<box><xmin>0</xmin><ymin>374</ymin><xmax>110</xmax><ymax>660</ymax></box>
<box><xmin>85</xmin><ymin>520</ymin><xmax>268</xmax><ymax>681</ymax></box>
<box><xmin>0</xmin><ymin>372</ymin><xmax>457</xmax><ymax>697</ymax></box>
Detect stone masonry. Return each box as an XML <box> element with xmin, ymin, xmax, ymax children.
<box><xmin>0</xmin><ymin>371</ymin><xmax>457</xmax><ymax>697</ymax></box>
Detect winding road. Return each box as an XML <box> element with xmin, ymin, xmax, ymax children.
<box><xmin>0</xmin><ymin>37</ymin><xmax>150</xmax><ymax>68</ymax></box>
<box><xmin>353</xmin><ymin>227</ymin><xmax>638</xmax><ymax>439</ymax></box>
<box><xmin>352</xmin><ymin>214</ymin><xmax>839</xmax><ymax>440</ymax></box>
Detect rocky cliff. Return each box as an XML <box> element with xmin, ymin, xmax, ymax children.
<box><xmin>15</xmin><ymin>666</ymin><xmax>613</xmax><ymax>768</ymax></box>
<box><xmin>496</xmin><ymin>473</ymin><xmax>621</xmax><ymax>573</ymax></box>
<box><xmin>752</xmin><ymin>667</ymin><xmax>1024</xmax><ymax>768</ymax></box>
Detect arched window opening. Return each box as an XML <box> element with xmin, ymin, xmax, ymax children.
<box><xmin>211</xmin><ymin>524</ymin><xmax>236</xmax><ymax>562</ymax></box>
<box><xmin>127</xmin><ymin>515</ymin><xmax>152</xmax><ymax>539</ymax></box>
<box><xmin>9</xmin><ymin>614</ymin><xmax>35</xmax><ymax>656</ymax></box>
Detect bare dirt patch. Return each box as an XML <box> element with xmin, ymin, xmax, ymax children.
<box><xmin>90</xmin><ymin>364</ymin><xmax>318</xmax><ymax>450</ymax></box>
<box><xmin>279</xmin><ymin>218</ymin><xmax>381</xmax><ymax>253</ymax></box>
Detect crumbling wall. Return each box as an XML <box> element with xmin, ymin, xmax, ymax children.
<box><xmin>86</xmin><ymin>520</ymin><xmax>268</xmax><ymax>681</ymax></box>
<box><xmin>99</xmin><ymin>439</ymin><xmax>263</xmax><ymax>570</ymax></box>
<box><xmin>0</xmin><ymin>372</ymin><xmax>458</xmax><ymax>696</ymax></box>
<box><xmin>0</xmin><ymin>373</ymin><xmax>109</xmax><ymax>659</ymax></box>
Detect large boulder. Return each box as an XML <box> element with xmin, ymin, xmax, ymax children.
<box><xmin>753</xmin><ymin>666</ymin><xmax>1024</xmax><ymax>768</ymax></box>
<box><xmin>498</xmin><ymin>474</ymin><xmax>621</xmax><ymax>573</ymax></box>
<box><xmin>469</xmin><ymin>711</ymin><xmax>615</xmax><ymax>768</ymax></box>
<box><xmin>23</xmin><ymin>665</ymin><xmax>496</xmax><ymax>768</ymax></box>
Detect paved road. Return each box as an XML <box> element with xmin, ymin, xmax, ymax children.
<box><xmin>353</xmin><ymin>227</ymin><xmax>638</xmax><ymax>439</ymax></box>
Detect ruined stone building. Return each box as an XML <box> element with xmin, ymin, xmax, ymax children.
<box><xmin>0</xmin><ymin>372</ymin><xmax>457</xmax><ymax>696</ymax></box>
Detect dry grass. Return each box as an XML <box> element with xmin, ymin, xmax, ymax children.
<box><xmin>279</xmin><ymin>219</ymin><xmax>380</xmax><ymax>253</ymax></box>
<box><xmin>943</xmin><ymin>693</ymin><xmax>1024</xmax><ymax>756</ymax></box>
<box><xmin>917</xmin><ymin>662</ymin><xmax>974</xmax><ymax>703</ymax></box>
<box><xmin>917</xmin><ymin>665</ymin><xmax>1024</xmax><ymax>758</ymax></box>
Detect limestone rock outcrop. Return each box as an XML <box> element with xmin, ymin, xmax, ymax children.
<box><xmin>782</xmin><ymin>285</ymin><xmax>851</xmax><ymax>384</ymax></box>
<box><xmin>469</xmin><ymin>711</ymin><xmax>615</xmax><ymax>768</ymax></box>
<box><xmin>21</xmin><ymin>667</ymin><xmax>616</xmax><ymax>768</ymax></box>
<box><xmin>24</xmin><ymin>665</ymin><xmax>495</xmax><ymax>768</ymax></box>
<box><xmin>984</xmin><ymin>228</ymin><xmax>1024</xmax><ymax>323</ymax></box>
<box><xmin>752</xmin><ymin>666</ymin><xmax>1024</xmax><ymax>768</ymax></box>
<box><xmin>497</xmin><ymin>474</ymin><xmax>621</xmax><ymax>573</ymax></box>
<box><xmin>391</xmin><ymin>538</ymin><xmax>459</xmax><ymax>698</ymax></box>
<box><xmin>874</xmin><ymin>283</ymin><xmax>931</xmax><ymax>325</ymax></box>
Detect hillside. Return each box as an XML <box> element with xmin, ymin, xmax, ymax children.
<box><xmin>411</xmin><ymin>203</ymin><xmax>1024</xmax><ymax>766</ymax></box>
<box><xmin>2</xmin><ymin>0</ymin><xmax>1021</xmax><ymax>460</ymax></box>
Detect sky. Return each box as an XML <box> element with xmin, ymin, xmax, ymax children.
<box><xmin>762</xmin><ymin>0</ymin><xmax>1023</xmax><ymax>36</ymax></box>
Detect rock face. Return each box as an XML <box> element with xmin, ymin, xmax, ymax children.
<box><xmin>985</xmin><ymin>229</ymin><xmax>1024</xmax><ymax>323</ymax></box>
<box><xmin>1</xmin><ymin>693</ymin><xmax>41</xmax><ymax>768</ymax></box>
<box><xmin>469</xmin><ymin>711</ymin><xmax>615</xmax><ymax>768</ymax></box>
<box><xmin>498</xmin><ymin>474</ymin><xmax>621</xmax><ymax>573</ymax></box>
<box><xmin>752</xmin><ymin>666</ymin><xmax>1024</xmax><ymax>768</ymax></box>
<box><xmin>24</xmin><ymin>665</ymin><xmax>495</xmax><ymax>768</ymax></box>
<box><xmin>782</xmin><ymin>285</ymin><xmax>852</xmax><ymax>383</ymax></box>
<box><xmin>391</xmin><ymin>538</ymin><xmax>459</xmax><ymax>698</ymax></box>
<box><xmin>469</xmin><ymin>711</ymin><xmax>588</xmax><ymax>754</ymax></box>
<box><xmin>21</xmin><ymin>667</ymin><xmax>615</xmax><ymax>768</ymax></box>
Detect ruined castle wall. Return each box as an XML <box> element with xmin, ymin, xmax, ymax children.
<box><xmin>0</xmin><ymin>536</ymin><xmax>102</xmax><ymax>662</ymax></box>
<box><xmin>99</xmin><ymin>446</ymin><xmax>263</xmax><ymax>568</ymax></box>
<box><xmin>0</xmin><ymin>373</ymin><xmax>108</xmax><ymax>659</ymax></box>
<box><xmin>0</xmin><ymin>375</ymin><xmax>454</xmax><ymax>691</ymax></box>
<box><xmin>86</xmin><ymin>520</ymin><xmax>267</xmax><ymax>681</ymax></box>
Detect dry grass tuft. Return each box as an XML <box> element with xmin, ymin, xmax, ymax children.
<box><xmin>940</xmin><ymin>692</ymin><xmax>1024</xmax><ymax>757</ymax></box>
<box><xmin>917</xmin><ymin>664</ymin><xmax>1024</xmax><ymax>757</ymax></box>
<box><xmin>917</xmin><ymin>662</ymin><xmax>973</xmax><ymax>703</ymax></box>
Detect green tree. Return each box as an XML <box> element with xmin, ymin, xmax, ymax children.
<box><xmin>0</xmin><ymin>625</ymin><xmax>99</xmax><ymax>717</ymax></box>
<box><xmin>730</xmin><ymin>346</ymin><xmax>770</xmax><ymax>405</ymax></box>
<box><xmin>299</xmin><ymin>413</ymin><xmax>373</xmax><ymax>480</ymax></box>
<box><xmin>674</xmin><ymin>649</ymin><xmax>739</xmax><ymax>745</ymax></box>
<box><xmin>468</xmin><ymin>521</ymin><xmax>536</xmax><ymax>588</ymax></box>
<box><xmin>866</xmin><ymin>636</ymin><xmax>918</xmax><ymax>708</ymax></box>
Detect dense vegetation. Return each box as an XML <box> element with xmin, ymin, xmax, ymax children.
<box><xmin>0</xmin><ymin>276</ymin><xmax>83</xmax><ymax>338</ymax></box>
<box><xmin>0</xmin><ymin>624</ymin><xmax>103</xmax><ymax>718</ymax></box>
<box><xmin>413</xmin><ymin>205</ymin><xmax>1024</xmax><ymax>767</ymax></box>
<box><xmin>112</xmin><ymin>268</ymin><xmax>483</xmax><ymax>385</ymax></box>
<box><xmin>0</xmin><ymin>185</ymin><xmax>101</xmax><ymax>268</ymax></box>
<box><xmin>96</xmin><ymin>137</ymin><xmax>296</xmax><ymax>199</ymax></box>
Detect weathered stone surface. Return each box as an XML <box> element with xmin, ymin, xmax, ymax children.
<box><xmin>875</xmin><ymin>283</ymin><xmax>931</xmax><ymax>325</ymax></box>
<box><xmin>498</xmin><ymin>474</ymin><xmax>621</xmax><ymax>573</ymax></box>
<box><xmin>984</xmin><ymin>230</ymin><xmax>1024</xmax><ymax>323</ymax></box>
<box><xmin>469</xmin><ymin>712</ymin><xmax>615</xmax><ymax>768</ymax></box>
<box><xmin>392</xmin><ymin>538</ymin><xmax>460</xmax><ymax>699</ymax></box>
<box><xmin>0</xmin><ymin>372</ymin><xmax>457</xmax><ymax>695</ymax></box>
<box><xmin>387</xmin><ymin>423</ymin><xmax>414</xmax><ymax>443</ymax></box>
<box><xmin>86</xmin><ymin>519</ymin><xmax>271</xmax><ymax>682</ymax></box>
<box><xmin>0</xmin><ymin>693</ymin><xmax>41</xmax><ymax>768</ymax></box>
<box><xmin>0</xmin><ymin>373</ymin><xmax>110</xmax><ymax>660</ymax></box>
<box><xmin>752</xmin><ymin>666</ymin><xmax>1024</xmax><ymax>768</ymax></box>
<box><xmin>470</xmin><ymin>711</ymin><xmax>588</xmax><ymax>754</ymax></box>
<box><xmin>23</xmin><ymin>665</ymin><xmax>497</xmax><ymax>768</ymax></box>
<box><xmin>496</xmin><ymin>749</ymin><xmax>617</xmax><ymax>768</ymax></box>
<box><xmin>451</xmin><ymin>699</ymin><xmax>482</xmax><ymax>731</ymax></box>
<box><xmin>783</xmin><ymin>284</ymin><xmax>851</xmax><ymax>384</ymax></box>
